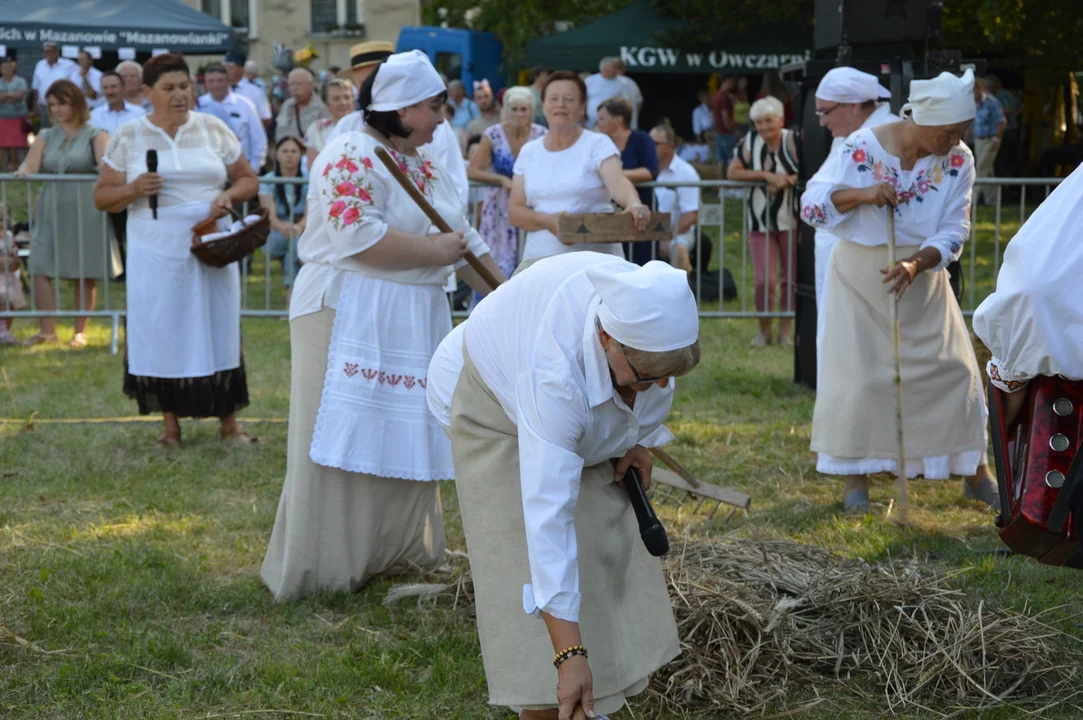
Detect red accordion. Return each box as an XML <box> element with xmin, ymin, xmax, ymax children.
<box><xmin>990</xmin><ymin>377</ymin><xmax>1083</xmax><ymax>568</ymax></box>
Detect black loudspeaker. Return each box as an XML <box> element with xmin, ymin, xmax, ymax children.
<box><xmin>815</xmin><ymin>0</ymin><xmax>936</xmax><ymax>50</ymax></box>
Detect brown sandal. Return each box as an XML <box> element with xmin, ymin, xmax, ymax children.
<box><xmin>156</xmin><ymin>433</ymin><xmax>183</xmax><ymax>449</ymax></box>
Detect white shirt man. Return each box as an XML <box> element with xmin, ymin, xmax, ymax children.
<box><xmin>651</xmin><ymin>125</ymin><xmax>701</xmax><ymax>273</ymax></box>
<box><xmin>198</xmin><ymin>66</ymin><xmax>267</xmax><ymax>172</ymax></box>
<box><xmin>585</xmin><ymin>58</ymin><xmax>634</xmax><ymax>130</ymax></box>
<box><xmin>89</xmin><ymin>72</ymin><xmax>145</xmax><ymax>133</ymax></box>
<box><xmin>226</xmin><ymin>54</ymin><xmax>272</xmax><ymax>123</ymax></box>
<box><xmin>75</xmin><ymin>51</ymin><xmax>104</xmax><ymax>109</ymax></box>
<box><xmin>808</xmin><ymin>67</ymin><xmax>899</xmax><ymax>381</ymax></box>
<box><xmin>32</xmin><ymin>45</ymin><xmax>79</xmax><ymax>125</ymax></box>
<box><xmin>692</xmin><ymin>92</ymin><xmax>713</xmax><ymax>139</ymax></box>
<box><xmin>614</xmin><ymin>60</ymin><xmax>643</xmax><ymax>129</ymax></box>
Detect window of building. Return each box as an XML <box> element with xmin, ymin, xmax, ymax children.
<box><xmin>311</xmin><ymin>0</ymin><xmax>365</xmax><ymax>35</ymax></box>
<box><xmin>202</xmin><ymin>0</ymin><xmax>256</xmax><ymax>37</ymax></box>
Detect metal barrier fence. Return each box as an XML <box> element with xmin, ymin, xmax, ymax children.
<box><xmin>0</xmin><ymin>173</ymin><xmax>1065</xmax><ymax>354</ymax></box>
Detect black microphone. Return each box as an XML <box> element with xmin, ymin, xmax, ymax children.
<box><xmin>620</xmin><ymin>464</ymin><xmax>669</xmax><ymax>557</ymax></box>
<box><xmin>146</xmin><ymin>149</ymin><xmax>158</xmax><ymax>220</ymax></box>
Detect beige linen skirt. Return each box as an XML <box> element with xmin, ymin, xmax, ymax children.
<box><xmin>260</xmin><ymin>306</ymin><xmax>445</xmax><ymax>601</ymax></box>
<box><xmin>811</xmin><ymin>240</ymin><xmax>986</xmax><ymax>479</ymax></box>
<box><xmin>449</xmin><ymin>348</ymin><xmax>679</xmax><ymax>713</ymax></box>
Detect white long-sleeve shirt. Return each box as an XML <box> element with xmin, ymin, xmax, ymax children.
<box><xmin>799</xmin><ymin>127</ymin><xmax>974</xmax><ymax>271</ymax></box>
<box><xmin>89</xmin><ymin>101</ymin><xmax>146</xmax><ymax>134</ymax></box>
<box><xmin>31</xmin><ymin>58</ymin><xmax>79</xmax><ymax>102</ymax></box>
<box><xmin>196</xmin><ymin>92</ymin><xmax>267</xmax><ymax>172</ymax></box>
<box><xmin>232</xmin><ymin>77</ymin><xmax>272</xmax><ymax>121</ymax></box>
<box><xmin>427</xmin><ymin>252</ymin><xmax>676</xmax><ymax>623</ymax></box>
<box><xmin>329</xmin><ymin>112</ymin><xmax>470</xmax><ymax>210</ymax></box>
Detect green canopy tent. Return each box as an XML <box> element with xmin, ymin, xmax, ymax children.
<box><xmin>525</xmin><ymin>0</ymin><xmax>809</xmax><ymax>74</ymax></box>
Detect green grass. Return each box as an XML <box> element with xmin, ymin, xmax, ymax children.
<box><xmin>2</xmin><ymin>186</ymin><xmax>1081</xmax><ymax>718</ymax></box>
<box><xmin>4</xmin><ymin>309</ymin><xmax>1083</xmax><ymax>718</ymax></box>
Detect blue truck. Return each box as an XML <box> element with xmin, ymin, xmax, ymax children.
<box><xmin>396</xmin><ymin>26</ymin><xmax>505</xmax><ymax>93</ymax></box>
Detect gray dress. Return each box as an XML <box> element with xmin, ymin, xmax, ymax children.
<box><xmin>29</xmin><ymin>124</ymin><xmax>122</xmax><ymax>280</ymax></box>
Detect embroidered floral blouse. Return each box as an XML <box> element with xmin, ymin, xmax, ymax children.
<box><xmin>799</xmin><ymin>128</ymin><xmax>974</xmax><ymax>271</ymax></box>
<box><xmin>289</xmin><ymin>131</ymin><xmax>490</xmax><ymax>321</ymax></box>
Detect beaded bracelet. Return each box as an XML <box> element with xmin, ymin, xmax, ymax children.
<box><xmin>553</xmin><ymin>644</ymin><xmax>588</xmax><ymax>669</ymax></box>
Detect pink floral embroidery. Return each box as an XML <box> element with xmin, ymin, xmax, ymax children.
<box><xmin>387</xmin><ymin>148</ymin><xmax>439</xmax><ymax>201</ymax></box>
<box><xmin>323</xmin><ymin>142</ymin><xmax>377</xmax><ymax>231</ymax></box>
<box><xmin>345</xmin><ymin>367</ymin><xmax>428</xmax><ymax>391</ymax></box>
<box><xmin>802</xmin><ymin>203</ymin><xmax>828</xmax><ymax>224</ymax></box>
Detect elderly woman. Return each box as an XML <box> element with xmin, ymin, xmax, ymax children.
<box><xmin>800</xmin><ymin>69</ymin><xmax>996</xmax><ymax>512</ymax></box>
<box><xmin>509</xmin><ymin>71</ymin><xmax>651</xmax><ymax>265</ymax></box>
<box><xmin>467</xmin><ymin>85</ymin><xmax>547</xmax><ymax>277</ymax></box>
<box><xmin>0</xmin><ymin>57</ymin><xmax>29</xmax><ymax>172</ymax></box>
<box><xmin>260</xmin><ymin>50</ymin><xmax>504</xmax><ymax>601</ymax></box>
<box><xmin>17</xmin><ymin>79</ymin><xmax>121</xmax><ymax>348</ymax></box>
<box><xmin>304</xmin><ymin>78</ymin><xmax>354</xmax><ymax>168</ymax></box>
<box><xmin>94</xmin><ymin>54</ymin><xmax>260</xmax><ymax>448</ymax></box>
<box><xmin>729</xmin><ymin>96</ymin><xmax>798</xmax><ymax>347</ymax></box>
<box><xmin>427</xmin><ymin>254</ymin><xmax>700</xmax><ymax>719</ymax></box>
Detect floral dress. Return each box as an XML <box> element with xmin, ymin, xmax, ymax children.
<box><xmin>479</xmin><ymin>123</ymin><xmax>546</xmax><ymax>277</ymax></box>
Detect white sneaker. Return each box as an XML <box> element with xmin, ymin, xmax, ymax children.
<box><xmin>0</xmin><ymin>329</ymin><xmax>18</xmax><ymax>345</ymax></box>
<box><xmin>749</xmin><ymin>333</ymin><xmax>769</xmax><ymax>347</ymax></box>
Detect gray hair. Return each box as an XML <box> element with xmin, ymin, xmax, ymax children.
<box><xmin>116</xmin><ymin>60</ymin><xmax>143</xmax><ymax>77</ymax></box>
<box><xmin>244</xmin><ymin>60</ymin><xmax>259</xmax><ymax>73</ymax></box>
<box><xmin>749</xmin><ymin>96</ymin><xmax>784</xmax><ymax>122</ymax></box>
<box><xmin>598</xmin><ymin>319</ymin><xmax>702</xmax><ymax>379</ymax></box>
<box><xmin>650</xmin><ymin>124</ymin><xmax>676</xmax><ymax>145</ymax></box>
<box><xmin>287</xmin><ymin>68</ymin><xmax>314</xmax><ymax>84</ymax></box>
<box><xmin>501</xmin><ymin>85</ymin><xmax>535</xmax><ymax>120</ymax></box>
<box><xmin>448</xmin><ymin>79</ymin><xmax>465</xmax><ymax>92</ymax></box>
<box><xmin>42</xmin><ymin>42</ymin><xmax>59</xmax><ymax>51</ymax></box>
<box><xmin>599</xmin><ymin>57</ymin><xmax>617</xmax><ymax>72</ymax></box>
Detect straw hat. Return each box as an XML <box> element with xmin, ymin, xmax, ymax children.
<box><xmin>339</xmin><ymin>41</ymin><xmax>395</xmax><ymax>78</ymax></box>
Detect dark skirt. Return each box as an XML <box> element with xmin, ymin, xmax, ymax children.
<box><xmin>123</xmin><ymin>354</ymin><xmax>250</xmax><ymax>419</ymax></box>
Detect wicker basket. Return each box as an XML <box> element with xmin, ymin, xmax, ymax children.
<box><xmin>191</xmin><ymin>206</ymin><xmax>271</xmax><ymax>268</ymax></box>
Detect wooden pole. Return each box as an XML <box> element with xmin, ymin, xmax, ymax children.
<box><xmin>887</xmin><ymin>210</ymin><xmax>909</xmax><ymax>519</ymax></box>
<box><xmin>372</xmin><ymin>146</ymin><xmax>502</xmax><ymax>292</ymax></box>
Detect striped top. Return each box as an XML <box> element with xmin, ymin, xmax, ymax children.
<box><xmin>737</xmin><ymin>128</ymin><xmax>798</xmax><ymax>232</ymax></box>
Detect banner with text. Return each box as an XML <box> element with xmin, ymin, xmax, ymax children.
<box><xmin>620</xmin><ymin>46</ymin><xmax>811</xmax><ymax>73</ymax></box>
<box><xmin>0</xmin><ymin>24</ymin><xmax>233</xmax><ymax>53</ymax></box>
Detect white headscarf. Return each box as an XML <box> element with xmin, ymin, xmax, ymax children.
<box><xmin>815</xmin><ymin>67</ymin><xmax>891</xmax><ymax>104</ymax></box>
<box><xmin>587</xmin><ymin>261</ymin><xmax>699</xmax><ymax>353</ymax></box>
<box><xmin>369</xmin><ymin>50</ymin><xmax>446</xmax><ymax>112</ymax></box>
<box><xmin>904</xmin><ymin>68</ymin><xmax>976</xmax><ymax>127</ymax></box>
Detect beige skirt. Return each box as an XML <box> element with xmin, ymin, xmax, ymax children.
<box><xmin>811</xmin><ymin>240</ymin><xmax>986</xmax><ymax>479</ymax></box>
<box><xmin>260</xmin><ymin>306</ymin><xmax>445</xmax><ymax>601</ymax></box>
<box><xmin>449</xmin><ymin>348</ymin><xmax>679</xmax><ymax>713</ymax></box>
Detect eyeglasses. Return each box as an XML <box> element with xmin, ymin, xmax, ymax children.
<box><xmin>815</xmin><ymin>103</ymin><xmax>842</xmax><ymax>118</ymax></box>
<box><xmin>620</xmin><ymin>343</ymin><xmax>665</xmax><ymax>384</ymax></box>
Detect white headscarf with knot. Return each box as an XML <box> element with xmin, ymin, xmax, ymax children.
<box><xmin>903</xmin><ymin>68</ymin><xmax>977</xmax><ymax>127</ymax></box>
<box><xmin>815</xmin><ymin>67</ymin><xmax>891</xmax><ymax>104</ymax></box>
<box><xmin>587</xmin><ymin>261</ymin><xmax>699</xmax><ymax>353</ymax></box>
<box><xmin>369</xmin><ymin>50</ymin><xmax>447</xmax><ymax>112</ymax></box>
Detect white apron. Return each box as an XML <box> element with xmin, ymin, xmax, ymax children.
<box><xmin>126</xmin><ymin>203</ymin><xmax>241</xmax><ymax>379</ymax></box>
<box><xmin>308</xmin><ymin>272</ymin><xmax>455</xmax><ymax>480</ymax></box>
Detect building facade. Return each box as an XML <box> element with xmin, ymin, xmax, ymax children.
<box><xmin>182</xmin><ymin>0</ymin><xmax>420</xmax><ymax>73</ymax></box>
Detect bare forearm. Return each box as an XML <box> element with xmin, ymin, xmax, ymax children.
<box><xmin>350</xmin><ymin>228</ymin><xmax>443</xmax><ymax>270</ymax></box>
<box><xmin>676</xmin><ymin>211</ymin><xmax>697</xmax><ymax>236</ymax></box>
<box><xmin>829</xmin><ymin>189</ymin><xmax>869</xmax><ymax>215</ymax></box>
<box><xmin>467</xmin><ymin>167</ymin><xmax>507</xmax><ymax>186</ymax></box>
<box><xmin>903</xmin><ymin>246</ymin><xmax>942</xmax><ymax>275</ymax></box>
<box><xmin>224</xmin><ymin>177</ymin><xmax>259</xmax><ymax>205</ymax></box>
<box><xmin>728</xmin><ymin>166</ymin><xmax>770</xmax><ymax>183</ymax></box>
<box><xmin>542</xmin><ymin>613</ymin><xmax>582</xmax><ymax>654</ymax></box>
<box><xmin>624</xmin><ymin>167</ymin><xmax>654</xmax><ymax>183</ymax></box>
<box><xmin>509</xmin><ymin>204</ymin><xmax>555</xmax><ymax>232</ymax></box>
<box><xmin>94</xmin><ymin>183</ymin><xmax>142</xmax><ymax>213</ymax></box>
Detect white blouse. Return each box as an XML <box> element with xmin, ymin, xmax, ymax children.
<box><xmin>103</xmin><ymin>113</ymin><xmax>242</xmax><ymax>210</ymax></box>
<box><xmin>290</xmin><ymin>131</ymin><xmax>488</xmax><ymax>321</ymax></box>
<box><xmin>427</xmin><ymin>252</ymin><xmax>676</xmax><ymax>624</ymax></box>
<box><xmin>513</xmin><ymin>130</ymin><xmax>623</xmax><ymax>262</ymax></box>
<box><xmin>799</xmin><ymin>128</ymin><xmax>974</xmax><ymax>271</ymax></box>
<box><xmin>974</xmin><ymin>162</ymin><xmax>1083</xmax><ymax>392</ymax></box>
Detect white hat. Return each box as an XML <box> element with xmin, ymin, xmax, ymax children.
<box><xmin>905</xmin><ymin>68</ymin><xmax>976</xmax><ymax>127</ymax></box>
<box><xmin>369</xmin><ymin>50</ymin><xmax>446</xmax><ymax>112</ymax></box>
<box><xmin>587</xmin><ymin>261</ymin><xmax>699</xmax><ymax>353</ymax></box>
<box><xmin>815</xmin><ymin>67</ymin><xmax>891</xmax><ymax>104</ymax></box>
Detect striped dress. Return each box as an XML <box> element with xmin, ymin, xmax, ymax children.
<box><xmin>737</xmin><ymin>128</ymin><xmax>798</xmax><ymax>232</ymax></box>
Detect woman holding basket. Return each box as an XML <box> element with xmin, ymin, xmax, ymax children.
<box><xmin>94</xmin><ymin>53</ymin><xmax>260</xmax><ymax>448</ymax></box>
<box><xmin>260</xmin><ymin>50</ymin><xmax>504</xmax><ymax>600</ymax></box>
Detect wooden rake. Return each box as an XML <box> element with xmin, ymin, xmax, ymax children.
<box><xmin>647</xmin><ymin>447</ymin><xmax>752</xmax><ymax>522</ymax></box>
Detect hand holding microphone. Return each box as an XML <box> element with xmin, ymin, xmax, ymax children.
<box><xmin>144</xmin><ymin>149</ymin><xmax>160</xmax><ymax>219</ymax></box>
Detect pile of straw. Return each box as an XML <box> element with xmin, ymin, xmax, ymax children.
<box><xmin>395</xmin><ymin>540</ymin><xmax>1081</xmax><ymax>715</ymax></box>
<box><xmin>650</xmin><ymin>539</ymin><xmax>1080</xmax><ymax>716</ymax></box>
